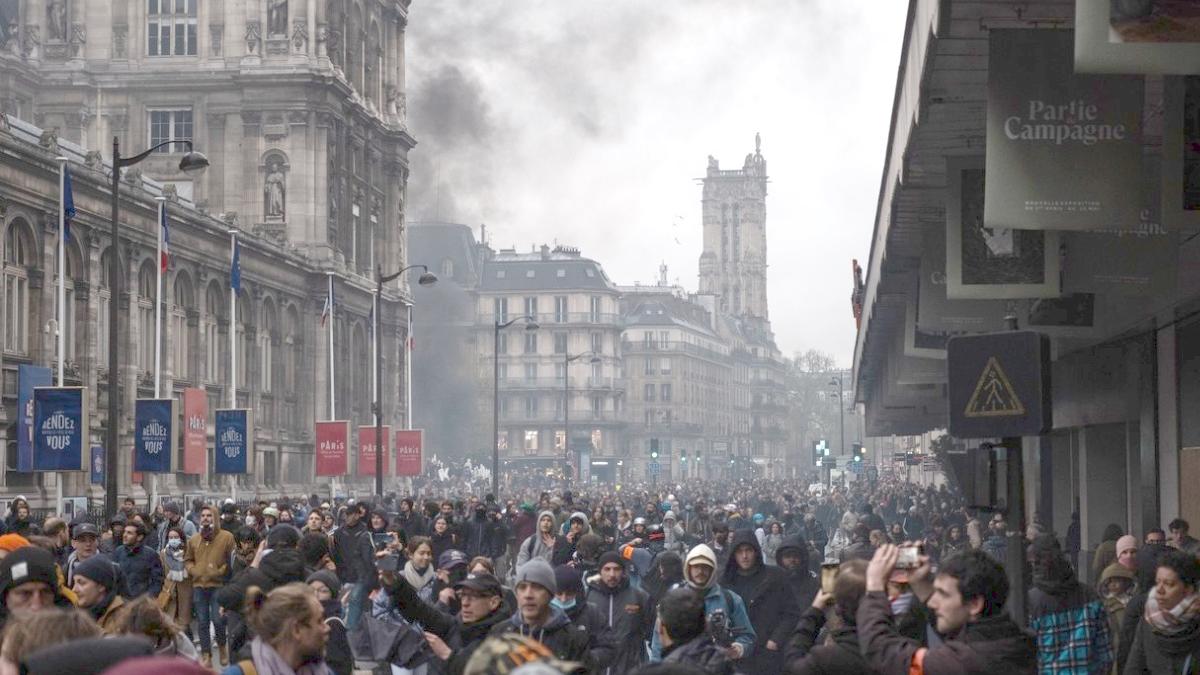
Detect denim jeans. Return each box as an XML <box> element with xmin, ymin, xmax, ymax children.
<box><xmin>346</xmin><ymin>582</ymin><xmax>367</xmax><ymax>631</ymax></box>
<box><xmin>193</xmin><ymin>587</ymin><xmax>226</xmax><ymax>653</ymax></box>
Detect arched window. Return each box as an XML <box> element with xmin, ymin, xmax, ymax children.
<box><xmin>3</xmin><ymin>219</ymin><xmax>34</xmax><ymax>355</ymax></box>
<box><xmin>172</xmin><ymin>272</ymin><xmax>194</xmax><ymax>381</ymax></box>
<box><xmin>236</xmin><ymin>292</ymin><xmax>252</xmax><ymax>390</ymax></box>
<box><xmin>204</xmin><ymin>281</ymin><xmax>224</xmax><ymax>382</ymax></box>
<box><xmin>137</xmin><ymin>261</ymin><xmax>157</xmax><ymax>373</ymax></box>
<box><xmin>98</xmin><ymin>248</ymin><xmax>120</xmax><ymax>363</ymax></box>
<box><xmin>260</xmin><ymin>298</ymin><xmax>276</xmax><ymax>392</ymax></box>
<box><xmin>351</xmin><ymin>322</ymin><xmax>367</xmax><ymax>419</ymax></box>
<box><xmin>441</xmin><ymin>257</ymin><xmax>454</xmax><ymax>279</ymax></box>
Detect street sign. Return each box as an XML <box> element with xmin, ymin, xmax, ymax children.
<box><xmin>648</xmin><ymin>461</ymin><xmax>661</xmax><ymax>475</ymax></box>
<box><xmin>948</xmin><ymin>331</ymin><xmax>1051</xmax><ymax>437</ymax></box>
<box><xmin>892</xmin><ymin>452</ymin><xmax>907</xmax><ymax>462</ymax></box>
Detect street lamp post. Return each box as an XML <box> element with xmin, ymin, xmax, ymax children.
<box><xmin>830</xmin><ymin>372</ymin><xmax>849</xmax><ymax>488</ymax></box>
<box><xmin>493</xmin><ymin>316</ymin><xmax>538</xmax><ymax>498</ymax></box>
<box><xmin>563</xmin><ymin>351</ymin><xmax>600</xmax><ymax>490</ymax></box>
<box><xmin>375</xmin><ymin>264</ymin><xmax>436</xmax><ymax>498</ymax></box>
<box><xmin>105</xmin><ymin>137</ymin><xmax>208</xmax><ymax>518</ymax></box>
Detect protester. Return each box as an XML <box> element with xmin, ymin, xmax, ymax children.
<box><xmin>518</xmin><ymin>511</ymin><xmax>571</xmax><ymax>569</ymax></box>
<box><xmin>329</xmin><ymin>501</ymin><xmax>374</xmax><ymax>631</ymax></box>
<box><xmin>643</xmin><ymin>587</ymin><xmax>734</xmax><ymax>675</ymax></box>
<box><xmin>306</xmin><ymin>570</ymin><xmax>352</xmax><ymax>675</ymax></box>
<box><xmin>650</xmin><ymin>544</ymin><xmax>755</xmax><ymax>662</ymax></box>
<box><xmin>1124</xmin><ymin>549</ymin><xmax>1200</xmax><ymax>673</ymax></box>
<box><xmin>0</xmin><ymin>608</ymin><xmax>101</xmax><ymax>672</ymax></box>
<box><xmin>221</xmin><ymin>583</ymin><xmax>331</xmax><ymax>675</ymax></box>
<box><xmin>156</xmin><ymin>526</ymin><xmax>193</xmax><ymax>643</ymax></box>
<box><xmin>1168</xmin><ymin>519</ymin><xmax>1200</xmax><ymax>556</ymax></box>
<box><xmin>783</xmin><ymin>559</ymin><xmax>870</xmax><ymax>674</ymax></box>
<box><xmin>110</xmin><ymin>595</ymin><xmax>200</xmax><ymax>660</ymax></box>
<box><xmin>858</xmin><ymin>545</ymin><xmax>1036</xmax><ymax>673</ymax></box>
<box><xmin>489</xmin><ymin>560</ymin><xmax>592</xmax><ymax>667</ymax></box>
<box><xmin>1025</xmin><ymin>534</ymin><xmax>1112</xmax><ymax>672</ymax></box>
<box><xmin>585</xmin><ymin>551</ymin><xmax>652</xmax><ymax>674</ymax></box>
<box><xmin>66</xmin><ymin>522</ymin><xmax>101</xmax><ymax>587</ymax></box>
<box><xmin>156</xmin><ymin>503</ymin><xmax>197</xmax><ymax>552</ymax></box>
<box><xmin>113</xmin><ymin>521</ymin><xmax>164</xmax><ymax>598</ymax></box>
<box><xmin>0</xmin><ymin>546</ymin><xmax>73</xmax><ymax>626</ymax></box>
<box><xmin>72</xmin><ymin>554</ymin><xmax>129</xmax><ymax>632</ymax></box>
<box><xmin>722</xmin><ymin>529</ymin><xmax>800</xmax><ymax>672</ymax></box>
<box><xmin>776</xmin><ymin>534</ymin><xmax>820</xmax><ymax>609</ymax></box>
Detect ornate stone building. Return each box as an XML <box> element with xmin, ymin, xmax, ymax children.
<box><xmin>0</xmin><ymin>0</ymin><xmax>415</xmax><ymax>506</ymax></box>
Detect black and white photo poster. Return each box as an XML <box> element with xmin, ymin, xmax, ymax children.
<box><xmin>1075</xmin><ymin>0</ymin><xmax>1200</xmax><ymax>75</ymax></box>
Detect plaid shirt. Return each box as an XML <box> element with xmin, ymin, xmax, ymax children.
<box><xmin>1030</xmin><ymin>595</ymin><xmax>1113</xmax><ymax>674</ymax></box>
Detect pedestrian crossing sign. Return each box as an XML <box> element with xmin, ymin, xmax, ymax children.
<box><xmin>963</xmin><ymin>357</ymin><xmax>1025</xmax><ymax>417</ymax></box>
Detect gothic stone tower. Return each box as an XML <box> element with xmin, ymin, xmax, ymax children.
<box><xmin>698</xmin><ymin>134</ymin><xmax>770</xmax><ymax>331</ymax></box>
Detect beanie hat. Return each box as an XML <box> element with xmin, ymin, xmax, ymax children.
<box><xmin>306</xmin><ymin>569</ymin><xmax>341</xmax><ymax>598</ymax></box>
<box><xmin>553</xmin><ymin>565</ymin><xmax>583</xmax><ymax>596</ymax></box>
<box><xmin>515</xmin><ymin>559</ymin><xmax>557</xmax><ymax>594</ymax></box>
<box><xmin>598</xmin><ymin>551</ymin><xmax>625</xmax><ymax>571</ymax></box>
<box><xmin>266</xmin><ymin>524</ymin><xmax>301</xmax><ymax>549</ymax></box>
<box><xmin>0</xmin><ymin>546</ymin><xmax>58</xmax><ymax>601</ymax></box>
<box><xmin>74</xmin><ymin>554</ymin><xmax>118</xmax><ymax>590</ymax></box>
<box><xmin>1116</xmin><ymin>535</ymin><xmax>1138</xmax><ymax>558</ymax></box>
<box><xmin>0</xmin><ymin>534</ymin><xmax>30</xmax><ymax>553</ymax></box>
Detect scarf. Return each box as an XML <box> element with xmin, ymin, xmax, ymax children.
<box><xmin>401</xmin><ymin>560</ymin><xmax>435</xmax><ymax>592</ymax></box>
<box><xmin>1144</xmin><ymin>591</ymin><xmax>1200</xmax><ymax>635</ymax></box>
<box><xmin>250</xmin><ymin>636</ymin><xmax>330</xmax><ymax>675</ymax></box>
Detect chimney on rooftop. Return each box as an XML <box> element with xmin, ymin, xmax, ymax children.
<box><xmin>540</xmin><ymin>244</ymin><xmax>550</xmax><ymax>260</ymax></box>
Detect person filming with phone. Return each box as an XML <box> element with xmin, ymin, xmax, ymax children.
<box><xmin>858</xmin><ymin>543</ymin><xmax>1036</xmax><ymax>674</ymax></box>
<box><xmin>783</xmin><ymin>559</ymin><xmax>872</xmax><ymax>674</ymax></box>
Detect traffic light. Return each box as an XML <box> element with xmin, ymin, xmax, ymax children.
<box><xmin>813</xmin><ymin>440</ymin><xmax>829</xmax><ymax>466</ymax></box>
<box><xmin>852</xmin><ymin>443</ymin><xmax>865</xmax><ymax>463</ymax></box>
<box><xmin>650</xmin><ymin>439</ymin><xmax>659</xmax><ymax>459</ymax></box>
<box><xmin>681</xmin><ymin>448</ymin><xmax>688</xmax><ymax>463</ymax></box>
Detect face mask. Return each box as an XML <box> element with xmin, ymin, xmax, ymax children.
<box><xmin>551</xmin><ymin>598</ymin><xmax>576</xmax><ymax>611</ymax></box>
<box><xmin>245</xmin><ymin>516</ymin><xmax>257</xmax><ymax>526</ymax></box>
<box><xmin>167</xmin><ymin>539</ymin><xmax>182</xmax><ymax>549</ymax></box>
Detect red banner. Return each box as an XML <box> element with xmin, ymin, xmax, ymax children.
<box><xmin>357</xmin><ymin>426</ymin><xmax>391</xmax><ymax>477</ymax></box>
<box><xmin>315</xmin><ymin>421</ymin><xmax>349</xmax><ymax>476</ymax></box>
<box><xmin>395</xmin><ymin>429</ymin><xmax>423</xmax><ymax>476</ymax></box>
<box><xmin>182</xmin><ymin>388</ymin><xmax>207</xmax><ymax>475</ymax></box>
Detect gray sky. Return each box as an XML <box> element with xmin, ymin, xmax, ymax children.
<box><xmin>406</xmin><ymin>1</ymin><xmax>909</xmax><ymax>366</ymax></box>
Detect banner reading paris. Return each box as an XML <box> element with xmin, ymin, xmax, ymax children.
<box><xmin>985</xmin><ymin>29</ymin><xmax>1144</xmax><ymax>231</ymax></box>
<box><xmin>357</xmin><ymin>426</ymin><xmax>391</xmax><ymax>477</ymax></box>
<box><xmin>315</xmin><ymin>421</ymin><xmax>350</xmax><ymax>476</ymax></box>
<box><xmin>395</xmin><ymin>429</ymin><xmax>422</xmax><ymax>476</ymax></box>
<box><xmin>182</xmin><ymin>388</ymin><xmax>207</xmax><ymax>475</ymax></box>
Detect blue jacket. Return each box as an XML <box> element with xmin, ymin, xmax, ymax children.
<box><xmin>114</xmin><ymin>543</ymin><xmax>164</xmax><ymax>598</ymax></box>
<box><xmin>649</xmin><ymin>583</ymin><xmax>756</xmax><ymax>661</ymax></box>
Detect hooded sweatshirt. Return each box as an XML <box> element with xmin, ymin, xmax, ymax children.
<box><xmin>517</xmin><ymin>511</ymin><xmax>571</xmax><ymax>568</ymax></box>
<box><xmin>489</xmin><ymin>605</ymin><xmax>592</xmax><ymax>666</ymax></box>
<box><xmin>649</xmin><ymin>544</ymin><xmax>756</xmax><ymax>661</ymax></box>
<box><xmin>776</xmin><ymin>534</ymin><xmax>820</xmax><ymax>610</ymax></box>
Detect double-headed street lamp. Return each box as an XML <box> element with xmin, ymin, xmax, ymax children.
<box><xmin>563</xmin><ymin>351</ymin><xmax>600</xmax><ymax>489</ymax></box>
<box><xmin>376</xmin><ymin>264</ymin><xmax>437</xmax><ymax>498</ymax></box>
<box><xmin>105</xmin><ymin>137</ymin><xmax>208</xmax><ymax>518</ymax></box>
<box><xmin>493</xmin><ymin>315</ymin><xmax>538</xmax><ymax>497</ymax></box>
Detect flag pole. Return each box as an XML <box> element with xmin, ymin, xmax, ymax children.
<box><xmin>56</xmin><ymin>157</ymin><xmax>68</xmax><ymax>387</ymax></box>
<box><xmin>372</xmin><ymin>293</ymin><xmax>378</xmax><ymax>425</ymax></box>
<box><xmin>328</xmin><ymin>273</ymin><xmax>335</xmax><ymax>419</ymax></box>
<box><xmin>154</xmin><ymin>198</ymin><xmax>166</xmax><ymax>399</ymax></box>
<box><xmin>229</xmin><ymin>230</ymin><xmax>238</xmax><ymax>502</ymax></box>
<box><xmin>406</xmin><ymin>302</ymin><xmax>412</xmax><ymax>428</ymax></box>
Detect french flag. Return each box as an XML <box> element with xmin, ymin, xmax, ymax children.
<box><xmin>160</xmin><ymin>207</ymin><xmax>170</xmax><ymax>273</ymax></box>
<box><xmin>320</xmin><ymin>281</ymin><xmax>334</xmax><ymax>326</ymax></box>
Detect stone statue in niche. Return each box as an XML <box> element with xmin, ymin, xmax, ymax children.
<box><xmin>0</xmin><ymin>0</ymin><xmax>19</xmax><ymax>52</ymax></box>
<box><xmin>264</xmin><ymin>159</ymin><xmax>286</xmax><ymax>219</ymax></box>
<box><xmin>268</xmin><ymin>0</ymin><xmax>288</xmax><ymax>36</ymax></box>
<box><xmin>47</xmin><ymin>0</ymin><xmax>67</xmax><ymax>41</ymax></box>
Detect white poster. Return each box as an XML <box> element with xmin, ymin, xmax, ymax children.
<box><xmin>986</xmin><ymin>29</ymin><xmax>1144</xmax><ymax>231</ymax></box>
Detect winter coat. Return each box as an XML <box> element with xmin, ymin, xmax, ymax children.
<box><xmin>783</xmin><ymin>606</ymin><xmax>870</xmax><ymax>674</ymax></box>
<box><xmin>321</xmin><ymin>599</ymin><xmax>353</xmax><ymax>675</ymax></box>
<box><xmin>516</xmin><ymin>517</ymin><xmax>573</xmax><ymax>568</ymax></box>
<box><xmin>761</xmin><ymin>533</ymin><xmax>783</xmax><ymax>565</ymax></box>
<box><xmin>721</xmin><ymin>530</ymin><xmax>802</xmax><ymax>673</ymax></box>
<box><xmin>488</xmin><ymin>606</ymin><xmax>593</xmax><ymax>671</ymax></box>
<box><xmin>216</xmin><ymin>548</ymin><xmax>306</xmax><ymax>657</ymax></box>
<box><xmin>384</xmin><ymin>570</ymin><xmax>510</xmax><ymax>675</ymax></box>
<box><xmin>429</xmin><ymin>529</ymin><xmax>458</xmax><ymax>560</ymax></box>
<box><xmin>776</xmin><ymin>535</ymin><xmax>820</xmax><ymax>609</ymax></box>
<box><xmin>659</xmin><ymin>635</ymin><xmax>736</xmax><ymax>675</ymax></box>
<box><xmin>586</xmin><ymin>575</ymin><xmax>654</xmax><ymax>675</ymax></box>
<box><xmin>562</xmin><ymin>598</ymin><xmax>616</xmax><ymax>672</ymax></box>
<box><xmin>1027</xmin><ymin>572</ymin><xmax>1113</xmax><ymax>673</ymax></box>
<box><xmin>185</xmin><ymin>527</ymin><xmax>236</xmax><ymax>588</ymax></box>
<box><xmin>331</xmin><ymin>520</ymin><xmax>375</xmax><ymax>585</ymax></box>
<box><xmin>114</xmin><ymin>544</ymin><xmax>165</xmax><ymax>598</ymax></box>
<box><xmin>1123</xmin><ymin>614</ymin><xmax>1200</xmax><ymax>674</ymax></box>
<box><xmin>857</xmin><ymin>590</ymin><xmax>1037</xmax><ymax>674</ymax></box>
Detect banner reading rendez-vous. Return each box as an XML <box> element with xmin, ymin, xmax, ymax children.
<box><xmin>985</xmin><ymin>30</ymin><xmax>1144</xmax><ymax>231</ymax></box>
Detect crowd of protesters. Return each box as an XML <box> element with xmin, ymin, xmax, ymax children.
<box><xmin>0</xmin><ymin>474</ymin><xmax>1195</xmax><ymax>673</ymax></box>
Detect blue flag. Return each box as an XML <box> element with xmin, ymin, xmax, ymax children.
<box><xmin>230</xmin><ymin>239</ymin><xmax>241</xmax><ymax>292</ymax></box>
<box><xmin>62</xmin><ymin>166</ymin><xmax>76</xmax><ymax>242</ymax></box>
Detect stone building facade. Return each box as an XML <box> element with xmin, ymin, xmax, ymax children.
<box><xmin>0</xmin><ymin>0</ymin><xmax>415</xmax><ymax>506</ymax></box>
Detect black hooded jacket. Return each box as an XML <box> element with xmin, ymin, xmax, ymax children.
<box><xmin>776</xmin><ymin>534</ymin><xmax>820</xmax><ymax>610</ymax></box>
<box><xmin>217</xmin><ymin>547</ymin><xmax>307</xmax><ymax>657</ymax></box>
<box><xmin>721</xmin><ymin>529</ymin><xmax>802</xmax><ymax>670</ymax></box>
<box><xmin>383</xmin><ymin>572</ymin><xmax>510</xmax><ymax>675</ymax></box>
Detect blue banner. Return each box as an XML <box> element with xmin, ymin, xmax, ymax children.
<box><xmin>17</xmin><ymin>365</ymin><xmax>52</xmax><ymax>472</ymax></box>
<box><xmin>134</xmin><ymin>399</ymin><xmax>177</xmax><ymax>473</ymax></box>
<box><xmin>214</xmin><ymin>409</ymin><xmax>252</xmax><ymax>474</ymax></box>
<box><xmin>90</xmin><ymin>446</ymin><xmax>104</xmax><ymax>485</ymax></box>
<box><xmin>33</xmin><ymin>387</ymin><xmax>87</xmax><ymax>471</ymax></box>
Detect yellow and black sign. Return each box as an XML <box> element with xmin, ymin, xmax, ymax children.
<box><xmin>948</xmin><ymin>331</ymin><xmax>1051</xmax><ymax>438</ymax></box>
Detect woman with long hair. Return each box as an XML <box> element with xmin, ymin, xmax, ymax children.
<box><xmin>226</xmin><ymin>584</ymin><xmax>331</xmax><ymax>675</ymax></box>
<box><xmin>402</xmin><ymin>537</ymin><xmax>437</xmax><ymax>603</ymax></box>
<box><xmin>112</xmin><ymin>595</ymin><xmax>201</xmax><ymax>660</ymax></box>
<box><xmin>763</xmin><ymin>521</ymin><xmax>785</xmax><ymax>566</ymax></box>
<box><xmin>429</xmin><ymin>515</ymin><xmax>456</xmax><ymax>560</ymax></box>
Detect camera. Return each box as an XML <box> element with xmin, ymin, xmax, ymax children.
<box><xmin>895</xmin><ymin>544</ymin><xmax>924</xmax><ymax>570</ymax></box>
<box><xmin>707</xmin><ymin>608</ymin><xmax>734</xmax><ymax>647</ymax></box>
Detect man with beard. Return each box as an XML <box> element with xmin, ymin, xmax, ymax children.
<box><xmin>489</xmin><ymin>559</ymin><xmax>592</xmax><ymax>667</ymax></box>
<box><xmin>722</xmin><ymin>529</ymin><xmax>801</xmax><ymax>673</ymax></box>
<box><xmin>516</xmin><ymin>510</ymin><xmax>572</xmax><ymax>568</ymax></box>
<box><xmin>708</xmin><ymin>522</ymin><xmax>731</xmax><ymax>579</ymax></box>
<box><xmin>113</xmin><ymin>521</ymin><xmax>164</xmax><ymax>598</ymax></box>
<box><xmin>776</xmin><ymin>533</ymin><xmax>820</xmax><ymax>609</ymax></box>
<box><xmin>186</xmin><ymin>504</ymin><xmax>236</xmax><ymax>668</ymax></box>
<box><xmin>650</xmin><ymin>587</ymin><xmax>735</xmax><ymax>674</ymax></box>
<box><xmin>586</xmin><ymin>551</ymin><xmax>653</xmax><ymax>675</ymax></box>
<box><xmin>649</xmin><ymin>544</ymin><xmax>755</xmax><ymax>662</ymax></box>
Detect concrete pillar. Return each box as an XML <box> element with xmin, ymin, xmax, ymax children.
<box><xmin>1079</xmin><ymin>423</ymin><xmax>1130</xmax><ymax>584</ymax></box>
<box><xmin>1159</xmin><ymin>317</ymin><xmax>1181</xmax><ymax>525</ymax></box>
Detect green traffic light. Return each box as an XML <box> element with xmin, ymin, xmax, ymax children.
<box><xmin>651</xmin><ymin>451</ymin><xmax>658</xmax><ymax>459</ymax></box>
